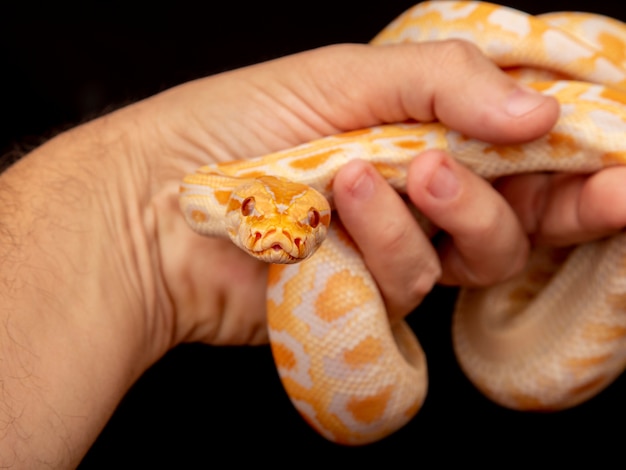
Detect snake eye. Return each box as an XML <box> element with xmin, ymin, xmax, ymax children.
<box><xmin>241</xmin><ymin>197</ymin><xmax>255</xmax><ymax>216</ymax></box>
<box><xmin>308</xmin><ymin>209</ymin><xmax>320</xmax><ymax>228</ymax></box>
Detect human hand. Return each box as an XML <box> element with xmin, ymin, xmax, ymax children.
<box><xmin>149</xmin><ymin>41</ymin><xmax>560</xmax><ymax>339</ymax></box>
<box><xmin>0</xmin><ymin>40</ymin><xmax>560</xmax><ymax>465</ymax></box>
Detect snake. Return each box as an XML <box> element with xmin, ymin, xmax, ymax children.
<box><xmin>179</xmin><ymin>1</ymin><xmax>626</xmax><ymax>445</ymax></box>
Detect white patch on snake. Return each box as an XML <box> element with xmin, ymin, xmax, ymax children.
<box><xmin>267</xmin><ymin>264</ymin><xmax>304</xmax><ymax>307</ymax></box>
<box><xmin>180</xmin><ymin>183</ymin><xmax>222</xmax><ymax>200</ymax></box>
<box><xmin>488</xmin><ymin>7</ymin><xmax>531</xmax><ymax>37</ymax></box>
<box><xmin>275</xmin><ymin>203</ymin><xmax>289</xmax><ymax>213</ymax></box>
<box><xmin>590</xmin><ymin>57</ymin><xmax>626</xmax><ymax>84</ymax></box>
<box><xmin>389</xmin><ymin>25</ymin><xmax>426</xmax><ymax>43</ymax></box>
<box><xmin>417</xmin><ymin>1</ymin><xmax>478</xmax><ymax>21</ymax></box>
<box><xmin>587</xmin><ymin>109</ymin><xmax>626</xmax><ymax>133</ymax></box>
<box><xmin>268</xmin><ymin>329</ymin><xmax>313</xmax><ymax>389</ymax></box>
<box><xmin>542</xmin><ymin>29</ymin><xmax>594</xmax><ymax>63</ymax></box>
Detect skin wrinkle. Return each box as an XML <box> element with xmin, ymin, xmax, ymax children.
<box><xmin>494</xmin><ymin>174</ymin><xmax>544</xmax><ymax>238</ymax></box>
<box><xmin>526</xmin><ymin>173</ymin><xmax>551</xmax><ymax>241</ymax></box>
<box><xmin>399</xmin><ymin>44</ymin><xmax>441</xmax><ymax>123</ymax></box>
<box><xmin>543</xmin><ymin>174</ymin><xmax>594</xmax><ymax>246</ymax></box>
<box><xmin>451</xmin><ymin>190</ymin><xmax>528</xmax><ymax>286</ymax></box>
<box><xmin>147</xmin><ymin>198</ymin><xmax>178</xmax><ymax>351</ymax></box>
<box><xmin>272</xmin><ymin>79</ymin><xmax>342</xmax><ymax>144</ymax></box>
<box><xmin>431</xmin><ymin>41</ymin><xmax>490</xmax><ymax>117</ymax></box>
<box><xmin>160</xmin><ymin>93</ymin><xmax>235</xmax><ymax>167</ymax></box>
<box><xmin>0</xmin><ymin>121</ymin><xmax>163</xmax><ymax>466</ymax></box>
<box><xmin>90</xmin><ymin>150</ymin><xmax>152</xmax><ymax>346</ymax></box>
<box><xmin>231</xmin><ymin>81</ymin><xmax>300</xmax><ymax>154</ymax></box>
<box><xmin>244</xmin><ymin>50</ymin><xmax>352</xmax><ymax>144</ymax></box>
<box><xmin>252</xmin><ymin>82</ymin><xmax>319</xmax><ymax>147</ymax></box>
<box><xmin>302</xmin><ymin>44</ymin><xmax>385</xmax><ymax>130</ymax></box>
<box><xmin>582</xmin><ymin>168</ymin><xmax>626</xmax><ymax>233</ymax></box>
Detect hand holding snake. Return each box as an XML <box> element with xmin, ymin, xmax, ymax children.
<box><xmin>4</xmin><ymin>1</ymin><xmax>626</xmax><ymax>464</ymax></box>
<box><xmin>180</xmin><ymin>1</ymin><xmax>626</xmax><ymax>444</ymax></box>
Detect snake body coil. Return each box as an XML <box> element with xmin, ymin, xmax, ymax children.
<box><xmin>180</xmin><ymin>1</ymin><xmax>626</xmax><ymax>444</ymax></box>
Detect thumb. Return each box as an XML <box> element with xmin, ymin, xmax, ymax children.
<box><xmin>302</xmin><ymin>41</ymin><xmax>559</xmax><ymax>143</ymax></box>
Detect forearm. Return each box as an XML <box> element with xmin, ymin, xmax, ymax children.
<box><xmin>0</xmin><ymin>116</ymin><xmax>165</xmax><ymax>467</ymax></box>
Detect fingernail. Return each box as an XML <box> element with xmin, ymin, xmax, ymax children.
<box><xmin>427</xmin><ymin>163</ymin><xmax>459</xmax><ymax>200</ymax></box>
<box><xmin>505</xmin><ymin>85</ymin><xmax>546</xmax><ymax>117</ymax></box>
<box><xmin>349</xmin><ymin>167</ymin><xmax>375</xmax><ymax>200</ymax></box>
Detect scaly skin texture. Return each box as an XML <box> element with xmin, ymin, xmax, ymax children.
<box><xmin>180</xmin><ymin>1</ymin><xmax>626</xmax><ymax>444</ymax></box>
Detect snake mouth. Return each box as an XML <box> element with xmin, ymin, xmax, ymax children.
<box><xmin>248</xmin><ymin>229</ymin><xmax>309</xmax><ymax>264</ymax></box>
<box><xmin>254</xmin><ymin>245</ymin><xmax>301</xmax><ymax>264</ymax></box>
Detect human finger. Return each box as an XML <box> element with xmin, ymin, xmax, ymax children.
<box><xmin>496</xmin><ymin>167</ymin><xmax>626</xmax><ymax>246</ymax></box>
<box><xmin>157</xmin><ymin>41</ymin><xmax>559</xmax><ymax>172</ymax></box>
<box><xmin>333</xmin><ymin>159</ymin><xmax>442</xmax><ymax>322</ymax></box>
<box><xmin>408</xmin><ymin>150</ymin><xmax>530</xmax><ymax>286</ymax></box>
<box><xmin>294</xmin><ymin>41</ymin><xmax>559</xmax><ymax>143</ymax></box>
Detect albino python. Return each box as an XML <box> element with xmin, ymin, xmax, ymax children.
<box><xmin>179</xmin><ymin>1</ymin><xmax>626</xmax><ymax>444</ymax></box>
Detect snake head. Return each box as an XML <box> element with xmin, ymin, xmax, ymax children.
<box><xmin>225</xmin><ymin>176</ymin><xmax>331</xmax><ymax>264</ymax></box>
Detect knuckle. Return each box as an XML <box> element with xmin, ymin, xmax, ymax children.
<box><xmin>385</xmin><ymin>255</ymin><xmax>441</xmax><ymax>321</ymax></box>
<box><xmin>433</xmin><ymin>38</ymin><xmax>485</xmax><ymax>69</ymax></box>
<box><xmin>407</xmin><ymin>258</ymin><xmax>442</xmax><ymax>300</ymax></box>
<box><xmin>460</xmin><ymin>232</ymin><xmax>530</xmax><ymax>287</ymax></box>
<box><xmin>367</xmin><ymin>217</ymin><xmax>442</xmax><ymax>314</ymax></box>
<box><xmin>377</xmin><ymin>218</ymin><xmax>413</xmax><ymax>253</ymax></box>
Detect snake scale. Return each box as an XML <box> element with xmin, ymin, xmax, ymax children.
<box><xmin>179</xmin><ymin>1</ymin><xmax>626</xmax><ymax>444</ymax></box>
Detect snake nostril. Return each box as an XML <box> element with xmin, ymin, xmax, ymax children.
<box><xmin>254</xmin><ymin>232</ymin><xmax>262</xmax><ymax>241</ymax></box>
<box><xmin>294</xmin><ymin>238</ymin><xmax>302</xmax><ymax>248</ymax></box>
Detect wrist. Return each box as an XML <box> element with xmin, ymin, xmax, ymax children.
<box><xmin>0</xmin><ymin>111</ymin><xmax>173</xmax><ymax>465</ymax></box>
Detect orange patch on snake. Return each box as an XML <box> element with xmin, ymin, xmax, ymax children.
<box><xmin>582</xmin><ymin>323</ymin><xmax>626</xmax><ymax>342</ymax></box>
<box><xmin>394</xmin><ymin>139</ymin><xmax>427</xmax><ymax>151</ymax></box>
<box><xmin>267</xmin><ymin>265</ymin><xmax>287</xmax><ymax>287</ymax></box>
<box><xmin>319</xmin><ymin>213</ymin><xmax>331</xmax><ymax>228</ymax></box>
<box><xmin>190</xmin><ymin>210</ymin><xmax>208</xmax><ymax>223</ymax></box>
<box><xmin>214</xmin><ymin>190</ymin><xmax>232</xmax><ymax>206</ymax></box>
<box><xmin>256</xmin><ymin>176</ymin><xmax>310</xmax><ymax>208</ymax></box>
<box><xmin>289</xmin><ymin>149</ymin><xmax>340</xmax><ymax>170</ymax></box>
<box><xmin>340</xmin><ymin>128</ymin><xmax>376</xmax><ymax>138</ymax></box>
<box><xmin>564</xmin><ymin>353</ymin><xmax>613</xmax><ymax>370</ymax></box>
<box><xmin>343</xmin><ymin>336</ymin><xmax>384</xmax><ymax>368</ymax></box>
<box><xmin>272</xmin><ymin>342</ymin><xmax>298</xmax><ymax>371</ymax></box>
<box><xmin>485</xmin><ymin>143</ymin><xmax>526</xmax><ymax>162</ymax></box>
<box><xmin>547</xmin><ymin>132</ymin><xmax>578</xmax><ymax>156</ymax></box>
<box><xmin>226</xmin><ymin>197</ymin><xmax>242</xmax><ymax>213</ymax></box>
<box><xmin>372</xmin><ymin>162</ymin><xmax>404</xmax><ymax>180</ymax></box>
<box><xmin>346</xmin><ymin>385</ymin><xmax>393</xmax><ymax>424</ymax></box>
<box><xmin>566</xmin><ymin>375</ymin><xmax>610</xmax><ymax>400</ymax></box>
<box><xmin>314</xmin><ymin>270</ymin><xmax>375</xmax><ymax>322</ymax></box>
<box><xmin>602</xmin><ymin>151</ymin><xmax>626</xmax><ymax>165</ymax></box>
<box><xmin>509</xmin><ymin>390</ymin><xmax>550</xmax><ymax>411</ymax></box>
<box><xmin>508</xmin><ymin>285</ymin><xmax>541</xmax><ymax>304</ymax></box>
<box><xmin>598</xmin><ymin>32</ymin><xmax>626</xmax><ymax>63</ymax></box>
<box><xmin>403</xmin><ymin>396</ymin><xmax>423</xmax><ymax>419</ymax></box>
<box><xmin>239</xmin><ymin>170</ymin><xmax>268</xmax><ymax>179</ymax></box>
<box><xmin>528</xmin><ymin>81</ymin><xmax>556</xmax><ymax>92</ymax></box>
<box><xmin>600</xmin><ymin>86</ymin><xmax>626</xmax><ymax>105</ymax></box>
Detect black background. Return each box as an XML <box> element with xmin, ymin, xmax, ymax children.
<box><xmin>2</xmin><ymin>1</ymin><xmax>624</xmax><ymax>466</ymax></box>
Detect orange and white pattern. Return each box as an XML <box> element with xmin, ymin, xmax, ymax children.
<box><xmin>180</xmin><ymin>1</ymin><xmax>626</xmax><ymax>444</ymax></box>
